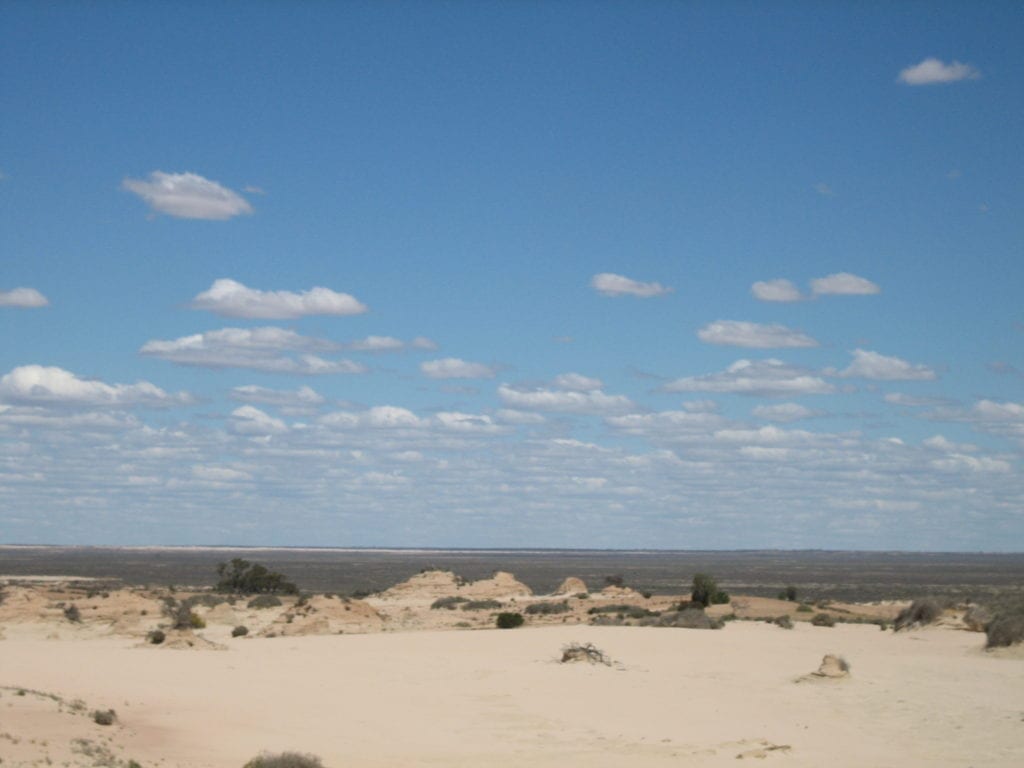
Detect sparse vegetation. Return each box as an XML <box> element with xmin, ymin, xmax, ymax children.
<box><xmin>811</xmin><ymin>613</ymin><xmax>835</xmax><ymax>627</ymax></box>
<box><xmin>92</xmin><ymin>708</ymin><xmax>117</xmax><ymax>726</ymax></box>
<box><xmin>147</xmin><ymin>630</ymin><xmax>165</xmax><ymax>645</ymax></box>
<box><xmin>524</xmin><ymin>600</ymin><xmax>570</xmax><ymax>615</ymax></box>
<box><xmin>242</xmin><ymin>752</ymin><xmax>324</xmax><ymax>768</ymax></box>
<box><xmin>495</xmin><ymin>612</ymin><xmax>524</xmax><ymax>629</ymax></box>
<box><xmin>604</xmin><ymin>574</ymin><xmax>625</xmax><ymax>588</ymax></box>
<box><xmin>984</xmin><ymin>598</ymin><xmax>1024</xmax><ymax>648</ymax></box>
<box><xmin>64</xmin><ymin>604</ymin><xmax>81</xmax><ymax>622</ymax></box>
<box><xmin>248</xmin><ymin>594</ymin><xmax>283</xmax><ymax>610</ymax></box>
<box><xmin>189</xmin><ymin>612</ymin><xmax>206</xmax><ymax>629</ymax></box>
<box><xmin>232</xmin><ymin>625</ymin><xmax>249</xmax><ymax>637</ymax></box>
<box><xmin>561</xmin><ymin>642</ymin><xmax>610</xmax><ymax>665</ymax></box>
<box><xmin>774</xmin><ymin>615</ymin><xmax>794</xmax><ymax>629</ymax></box>
<box><xmin>430</xmin><ymin>596</ymin><xmax>469</xmax><ymax>610</ymax></box>
<box><xmin>894</xmin><ymin>599</ymin><xmax>943</xmax><ymax>631</ymax></box>
<box><xmin>216</xmin><ymin>558</ymin><xmax>298</xmax><ymax>595</ymax></box>
<box><xmin>461</xmin><ymin>599</ymin><xmax>502</xmax><ymax>611</ymax></box>
<box><xmin>778</xmin><ymin>586</ymin><xmax>798</xmax><ymax>601</ymax></box>
<box><xmin>588</xmin><ymin>604</ymin><xmax>658</xmax><ymax>620</ymax></box>
<box><xmin>796</xmin><ymin>603</ymin><xmax>813</xmax><ymax>613</ymax></box>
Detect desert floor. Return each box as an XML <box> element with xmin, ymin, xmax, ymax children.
<box><xmin>2</xmin><ymin>620</ymin><xmax>1023</xmax><ymax>768</ymax></box>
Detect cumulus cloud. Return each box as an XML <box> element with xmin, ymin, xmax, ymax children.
<box><xmin>590</xmin><ymin>273</ymin><xmax>673</xmax><ymax>298</ymax></box>
<box><xmin>832</xmin><ymin>349</ymin><xmax>936</xmax><ymax>381</ymax></box>
<box><xmin>122</xmin><ymin>171</ymin><xmax>253</xmax><ymax>220</ymax></box>
<box><xmin>498</xmin><ymin>384</ymin><xmax>635</xmax><ymax>414</ymax></box>
<box><xmin>0</xmin><ymin>365</ymin><xmax>192</xmax><ymax>408</ymax></box>
<box><xmin>752</xmin><ymin>403</ymin><xmax>821</xmax><ymax>422</ymax></box>
<box><xmin>420</xmin><ymin>358</ymin><xmax>496</xmax><ymax>379</ymax></box>
<box><xmin>140</xmin><ymin>327</ymin><xmax>366</xmax><ymax>375</ymax></box>
<box><xmin>663</xmin><ymin>359</ymin><xmax>836</xmax><ymax>397</ymax></box>
<box><xmin>697</xmin><ymin>320</ymin><xmax>818</xmax><ymax>349</ymax></box>
<box><xmin>495</xmin><ymin>409</ymin><xmax>546</xmax><ymax>425</ymax></box>
<box><xmin>434</xmin><ymin>412</ymin><xmax>505</xmax><ymax>434</ymax></box>
<box><xmin>898</xmin><ymin>58</ymin><xmax>981</xmax><ymax>86</ymax></box>
<box><xmin>189</xmin><ymin>278</ymin><xmax>367</xmax><ymax>319</ymax></box>
<box><xmin>885</xmin><ymin>392</ymin><xmax>955</xmax><ymax>407</ymax></box>
<box><xmin>349</xmin><ymin>336</ymin><xmax>404</xmax><ymax>352</ymax></box>
<box><xmin>229</xmin><ymin>385</ymin><xmax>325</xmax><ymax>409</ymax></box>
<box><xmin>229</xmin><ymin>405</ymin><xmax>288</xmax><ymax>436</ymax></box>
<box><xmin>751</xmin><ymin>279</ymin><xmax>802</xmax><ymax>303</ymax></box>
<box><xmin>0</xmin><ymin>287</ymin><xmax>49</xmax><ymax>308</ymax></box>
<box><xmin>321</xmin><ymin>405</ymin><xmax>426</xmax><ymax>430</ymax></box>
<box><xmin>810</xmin><ymin>272</ymin><xmax>880</xmax><ymax>296</ymax></box>
<box><xmin>552</xmin><ymin>373</ymin><xmax>603</xmax><ymax>391</ymax></box>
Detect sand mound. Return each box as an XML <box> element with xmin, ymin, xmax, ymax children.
<box><xmin>552</xmin><ymin>577</ymin><xmax>588</xmax><ymax>595</ymax></box>
<box><xmin>798</xmin><ymin>654</ymin><xmax>850</xmax><ymax>681</ymax></box>
<box><xmin>152</xmin><ymin>630</ymin><xmax>227</xmax><ymax>651</ymax></box>
<box><xmin>600</xmin><ymin>585</ymin><xmax>643</xmax><ymax>599</ymax></box>
<box><xmin>378</xmin><ymin>570</ymin><xmax>532</xmax><ymax>601</ymax></box>
<box><xmin>203</xmin><ymin>602</ymin><xmax>241</xmax><ymax>626</ymax></box>
<box><xmin>263</xmin><ymin>595</ymin><xmax>384</xmax><ymax>636</ymax></box>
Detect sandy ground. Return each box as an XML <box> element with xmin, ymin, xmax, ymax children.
<box><xmin>1</xmin><ymin>620</ymin><xmax>1022</xmax><ymax>768</ymax></box>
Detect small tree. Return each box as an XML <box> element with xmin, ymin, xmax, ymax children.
<box><xmin>778</xmin><ymin>585</ymin><xmax>798</xmax><ymax>602</ymax></box>
<box><xmin>691</xmin><ymin>573</ymin><xmax>718</xmax><ymax>608</ymax></box>
<box><xmin>215</xmin><ymin>558</ymin><xmax>298</xmax><ymax>595</ymax></box>
<box><xmin>495</xmin><ymin>612</ymin><xmax>524</xmax><ymax>629</ymax></box>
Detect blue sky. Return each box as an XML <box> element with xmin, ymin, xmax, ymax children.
<box><xmin>1</xmin><ymin>1</ymin><xmax>1022</xmax><ymax>549</ymax></box>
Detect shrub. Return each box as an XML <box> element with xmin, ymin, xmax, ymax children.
<box><xmin>147</xmin><ymin>629</ymin><xmax>165</xmax><ymax>645</ymax></box>
<box><xmin>461</xmin><ymin>599</ymin><xmax>502</xmax><ymax>611</ymax></box>
<box><xmin>561</xmin><ymin>642</ymin><xmax>610</xmax><ymax>665</ymax></box>
<box><xmin>189</xmin><ymin>612</ymin><xmax>206</xmax><ymax>629</ymax></box>
<box><xmin>495</xmin><ymin>612</ymin><xmax>524</xmax><ymax>629</ymax></box>
<box><xmin>778</xmin><ymin>586</ymin><xmax>798</xmax><ymax>602</ymax></box>
<box><xmin>604</xmin><ymin>574</ymin><xmax>625</xmax><ymax>588</ymax></box>
<box><xmin>985</xmin><ymin>601</ymin><xmax>1024</xmax><ymax>648</ymax></box>
<box><xmin>216</xmin><ymin>558</ymin><xmax>298</xmax><ymax>595</ymax></box>
<box><xmin>64</xmin><ymin>604</ymin><xmax>82</xmax><ymax>623</ymax></box>
<box><xmin>588</xmin><ymin>604</ymin><xmax>658</xmax><ymax>619</ymax></box>
<box><xmin>894</xmin><ymin>599</ymin><xmax>943</xmax><ymax>631</ymax></box>
<box><xmin>710</xmin><ymin>590</ymin><xmax>730</xmax><ymax>605</ymax></box>
<box><xmin>963</xmin><ymin>604</ymin><xmax>992</xmax><ymax>632</ymax></box>
<box><xmin>691</xmin><ymin>573</ymin><xmax>719</xmax><ymax>608</ymax></box>
<box><xmin>430</xmin><ymin>596</ymin><xmax>469</xmax><ymax>610</ymax></box>
<box><xmin>524</xmin><ymin>601</ymin><xmax>570</xmax><ymax>615</ymax></box>
<box><xmin>796</xmin><ymin>603</ymin><xmax>813</xmax><ymax>613</ymax></box>
<box><xmin>232</xmin><ymin>625</ymin><xmax>249</xmax><ymax>638</ymax></box>
<box><xmin>811</xmin><ymin>613</ymin><xmax>835</xmax><ymax>627</ymax></box>
<box><xmin>242</xmin><ymin>752</ymin><xmax>324</xmax><ymax>768</ymax></box>
<box><xmin>643</xmin><ymin>605</ymin><xmax>722</xmax><ymax>630</ymax></box>
<box><xmin>774</xmin><ymin>615</ymin><xmax>794</xmax><ymax>630</ymax></box>
<box><xmin>92</xmin><ymin>709</ymin><xmax>117</xmax><ymax>726</ymax></box>
<box><xmin>248</xmin><ymin>594</ymin><xmax>283</xmax><ymax>610</ymax></box>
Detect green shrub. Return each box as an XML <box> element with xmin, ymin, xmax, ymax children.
<box><xmin>774</xmin><ymin>615</ymin><xmax>794</xmax><ymax>629</ymax></box>
<box><xmin>248</xmin><ymin>594</ymin><xmax>283</xmax><ymax>610</ymax></box>
<box><xmin>242</xmin><ymin>752</ymin><xmax>324</xmax><ymax>768</ymax></box>
<box><xmin>147</xmin><ymin>629</ymin><xmax>165</xmax><ymax>645</ymax></box>
<box><xmin>232</xmin><ymin>625</ymin><xmax>249</xmax><ymax>638</ymax></box>
<box><xmin>587</xmin><ymin>604</ymin><xmax>658</xmax><ymax>619</ymax></box>
<box><xmin>811</xmin><ymin>613</ymin><xmax>835</xmax><ymax>627</ymax></box>
<box><xmin>495</xmin><ymin>612</ymin><xmax>524</xmax><ymax>629</ymax></box>
<box><xmin>189</xmin><ymin>612</ymin><xmax>206</xmax><ymax>629</ymax></box>
<box><xmin>711</xmin><ymin>590</ymin><xmax>730</xmax><ymax>605</ymax></box>
<box><xmin>894</xmin><ymin>599</ymin><xmax>943</xmax><ymax>631</ymax></box>
<box><xmin>461</xmin><ymin>599</ymin><xmax>502</xmax><ymax>611</ymax></box>
<box><xmin>92</xmin><ymin>709</ymin><xmax>117</xmax><ymax>726</ymax></box>
<box><xmin>524</xmin><ymin>601</ymin><xmax>570</xmax><ymax>615</ymax></box>
<box><xmin>430</xmin><ymin>596</ymin><xmax>469</xmax><ymax>610</ymax></box>
<box><xmin>216</xmin><ymin>558</ymin><xmax>298</xmax><ymax>595</ymax></box>
<box><xmin>691</xmin><ymin>574</ymin><xmax>720</xmax><ymax>608</ymax></box>
<box><xmin>796</xmin><ymin>603</ymin><xmax>813</xmax><ymax>613</ymax></box>
<box><xmin>985</xmin><ymin>602</ymin><xmax>1024</xmax><ymax>648</ymax></box>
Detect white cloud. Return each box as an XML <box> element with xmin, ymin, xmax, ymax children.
<box><xmin>229</xmin><ymin>405</ymin><xmax>288</xmax><ymax>436</ymax></box>
<box><xmin>189</xmin><ymin>278</ymin><xmax>367</xmax><ymax>319</ymax></box>
<box><xmin>751</xmin><ymin>279</ymin><xmax>802</xmax><ymax>302</ymax></box>
<box><xmin>930</xmin><ymin>454</ymin><xmax>1011</xmax><ymax>473</ymax></box>
<box><xmin>434</xmin><ymin>412</ymin><xmax>505</xmax><ymax>433</ymax></box>
<box><xmin>411</xmin><ymin>337</ymin><xmax>439</xmax><ymax>350</ymax></box>
<box><xmin>697</xmin><ymin>320</ymin><xmax>818</xmax><ymax>349</ymax></box>
<box><xmin>885</xmin><ymin>392</ymin><xmax>954</xmax><ymax>407</ymax></box>
<box><xmin>752</xmin><ymin>403</ymin><xmax>820</xmax><ymax>422</ymax></box>
<box><xmin>140</xmin><ymin>327</ymin><xmax>366</xmax><ymax>375</ymax></box>
<box><xmin>192</xmin><ymin>465</ymin><xmax>252</xmax><ymax>482</ymax></box>
<box><xmin>898</xmin><ymin>58</ymin><xmax>981</xmax><ymax>86</ymax></box>
<box><xmin>122</xmin><ymin>171</ymin><xmax>253</xmax><ymax>220</ymax></box>
<box><xmin>495</xmin><ymin>409</ymin><xmax>547</xmax><ymax>425</ymax></box>
<box><xmin>230</xmin><ymin>385</ymin><xmax>325</xmax><ymax>408</ymax></box>
<box><xmin>833</xmin><ymin>349</ymin><xmax>936</xmax><ymax>381</ymax></box>
<box><xmin>0</xmin><ymin>287</ymin><xmax>49</xmax><ymax>308</ymax></box>
<box><xmin>321</xmin><ymin>405</ymin><xmax>425</xmax><ymax>430</ymax></box>
<box><xmin>498</xmin><ymin>384</ymin><xmax>635</xmax><ymax>414</ymax></box>
<box><xmin>349</xmin><ymin>335</ymin><xmax>404</xmax><ymax>352</ymax></box>
<box><xmin>420</xmin><ymin>358</ymin><xmax>496</xmax><ymax>380</ymax></box>
<box><xmin>552</xmin><ymin>372</ymin><xmax>603</xmax><ymax>391</ymax></box>
<box><xmin>810</xmin><ymin>272</ymin><xmax>880</xmax><ymax>296</ymax></box>
<box><xmin>663</xmin><ymin>359</ymin><xmax>836</xmax><ymax>397</ymax></box>
<box><xmin>0</xmin><ymin>365</ymin><xmax>192</xmax><ymax>408</ymax></box>
<box><xmin>590</xmin><ymin>272</ymin><xmax>673</xmax><ymax>298</ymax></box>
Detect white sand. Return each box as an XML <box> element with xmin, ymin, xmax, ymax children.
<box><xmin>2</xmin><ymin>622</ymin><xmax>1022</xmax><ymax>767</ymax></box>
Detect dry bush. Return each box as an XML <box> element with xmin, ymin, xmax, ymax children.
<box><xmin>811</xmin><ymin>613</ymin><xmax>835</xmax><ymax>627</ymax></box>
<box><xmin>495</xmin><ymin>612</ymin><xmax>524</xmax><ymax>629</ymax></box>
<box><xmin>232</xmin><ymin>625</ymin><xmax>249</xmax><ymax>637</ymax></box>
<box><xmin>774</xmin><ymin>615</ymin><xmax>794</xmax><ymax>630</ymax></box>
<box><xmin>525</xmin><ymin>600</ymin><xmax>570</xmax><ymax>615</ymax></box>
<box><xmin>986</xmin><ymin>600</ymin><xmax>1024</xmax><ymax>648</ymax></box>
<box><xmin>431</xmin><ymin>596</ymin><xmax>469</xmax><ymax>610</ymax></box>
<box><xmin>639</xmin><ymin>605</ymin><xmax>722</xmax><ymax>630</ymax></box>
<box><xmin>561</xmin><ymin>642</ymin><xmax>611</xmax><ymax>665</ymax></box>
<box><xmin>461</xmin><ymin>599</ymin><xmax>502</xmax><ymax>611</ymax></box>
<box><xmin>92</xmin><ymin>708</ymin><xmax>117</xmax><ymax>726</ymax></box>
<box><xmin>894</xmin><ymin>599</ymin><xmax>942</xmax><ymax>631</ymax></box>
<box><xmin>248</xmin><ymin>594</ymin><xmax>283</xmax><ymax>610</ymax></box>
